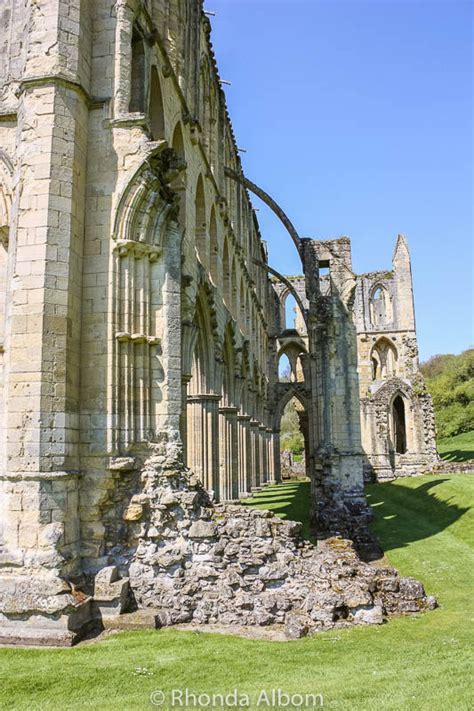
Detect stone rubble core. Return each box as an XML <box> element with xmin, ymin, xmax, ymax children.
<box><xmin>123</xmin><ymin>454</ymin><xmax>436</xmax><ymax>640</ymax></box>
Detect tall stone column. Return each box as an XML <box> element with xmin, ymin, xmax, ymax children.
<box><xmin>218</xmin><ymin>406</ymin><xmax>238</xmax><ymax>500</ymax></box>
<box><xmin>187</xmin><ymin>394</ymin><xmax>219</xmax><ymax>496</ymax></box>
<box><xmin>273</xmin><ymin>428</ymin><xmax>282</xmax><ymax>483</ymax></box>
<box><xmin>266</xmin><ymin>428</ymin><xmax>276</xmax><ymax>484</ymax></box>
<box><xmin>250</xmin><ymin>420</ymin><xmax>261</xmax><ymax>489</ymax></box>
<box><xmin>259</xmin><ymin>425</ymin><xmax>268</xmax><ymax>485</ymax></box>
<box><xmin>237</xmin><ymin>414</ymin><xmax>251</xmax><ymax>497</ymax></box>
<box><xmin>298</xmin><ymin>411</ymin><xmax>311</xmax><ymax>480</ymax></box>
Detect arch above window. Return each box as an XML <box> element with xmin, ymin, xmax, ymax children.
<box><xmin>194</xmin><ymin>175</ymin><xmax>207</xmax><ymax>268</ymax></box>
<box><xmin>391</xmin><ymin>395</ymin><xmax>407</xmax><ymax>454</ymax></box>
<box><xmin>370</xmin><ymin>337</ymin><xmax>397</xmax><ymax>380</ymax></box>
<box><xmin>370</xmin><ymin>284</ymin><xmax>392</xmax><ymax>327</ymax></box>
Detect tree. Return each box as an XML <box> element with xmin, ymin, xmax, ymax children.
<box><xmin>421</xmin><ymin>348</ymin><xmax>474</xmax><ymax>438</ymax></box>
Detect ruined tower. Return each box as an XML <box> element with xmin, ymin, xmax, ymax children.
<box><xmin>355</xmin><ymin>235</ymin><xmax>438</xmax><ymax>480</ymax></box>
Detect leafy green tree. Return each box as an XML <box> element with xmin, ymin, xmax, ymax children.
<box><xmin>421</xmin><ymin>349</ymin><xmax>474</xmax><ymax>439</ymax></box>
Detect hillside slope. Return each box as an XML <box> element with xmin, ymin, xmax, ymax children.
<box><xmin>421</xmin><ymin>348</ymin><xmax>474</xmax><ymax>439</ymax></box>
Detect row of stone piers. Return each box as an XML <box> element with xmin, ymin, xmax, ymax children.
<box><xmin>185</xmin><ymin>393</ymin><xmax>278</xmax><ymax>501</ymax></box>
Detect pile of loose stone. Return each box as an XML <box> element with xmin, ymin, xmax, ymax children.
<box><xmin>119</xmin><ymin>451</ymin><xmax>436</xmax><ymax>639</ymax></box>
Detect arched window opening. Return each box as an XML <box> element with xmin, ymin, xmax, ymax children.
<box><xmin>370</xmin><ymin>285</ymin><xmax>392</xmax><ymax>327</ymax></box>
<box><xmin>280</xmin><ymin>290</ymin><xmax>305</xmax><ymax>334</ymax></box>
<box><xmin>129</xmin><ymin>26</ymin><xmax>146</xmax><ymax>113</ymax></box>
<box><xmin>284</xmin><ymin>293</ymin><xmax>297</xmax><ymax>330</ymax></box>
<box><xmin>171</xmin><ymin>122</ymin><xmax>185</xmax><ymax>160</ymax></box>
<box><xmin>194</xmin><ymin>175</ymin><xmax>207</xmax><ymax>268</ymax></box>
<box><xmin>149</xmin><ymin>65</ymin><xmax>165</xmax><ymax>140</ymax></box>
<box><xmin>239</xmin><ymin>278</ymin><xmax>246</xmax><ymax>332</ymax></box>
<box><xmin>230</xmin><ymin>257</ymin><xmax>238</xmax><ymax>314</ymax></box>
<box><xmin>371</xmin><ymin>338</ymin><xmax>397</xmax><ymax>380</ymax></box>
<box><xmin>278</xmin><ymin>353</ymin><xmax>291</xmax><ymax>382</ymax></box>
<box><xmin>279</xmin><ymin>396</ymin><xmax>308</xmax><ymax>479</ymax></box>
<box><xmin>186</xmin><ymin>298</ymin><xmax>216</xmax><ymax>494</ymax></box>
<box><xmin>371</xmin><ymin>355</ymin><xmax>380</xmax><ymax>380</ymax></box>
<box><xmin>392</xmin><ymin>395</ymin><xmax>407</xmax><ymax>454</ymax></box>
<box><xmin>223</xmin><ymin>239</ymin><xmax>232</xmax><ymax>309</ymax></box>
<box><xmin>171</xmin><ymin>123</ymin><xmax>186</xmax><ymax>227</ymax></box>
<box><xmin>209</xmin><ymin>207</ymin><xmax>219</xmax><ymax>286</ymax></box>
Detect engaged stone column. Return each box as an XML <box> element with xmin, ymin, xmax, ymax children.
<box><xmin>237</xmin><ymin>414</ymin><xmax>251</xmax><ymax>497</ymax></box>
<box><xmin>218</xmin><ymin>406</ymin><xmax>239</xmax><ymax>501</ymax></box>
<box><xmin>187</xmin><ymin>394</ymin><xmax>219</xmax><ymax>497</ymax></box>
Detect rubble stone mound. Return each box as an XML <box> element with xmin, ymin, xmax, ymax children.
<box><xmin>127</xmin><ymin>455</ymin><xmax>436</xmax><ymax>639</ymax></box>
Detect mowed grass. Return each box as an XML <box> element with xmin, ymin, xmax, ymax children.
<box><xmin>0</xmin><ymin>476</ymin><xmax>472</xmax><ymax>711</ymax></box>
<box><xmin>438</xmin><ymin>430</ymin><xmax>474</xmax><ymax>463</ymax></box>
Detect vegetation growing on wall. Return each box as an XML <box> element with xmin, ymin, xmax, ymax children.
<box><xmin>421</xmin><ymin>348</ymin><xmax>474</xmax><ymax>439</ymax></box>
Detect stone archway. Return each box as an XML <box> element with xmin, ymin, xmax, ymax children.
<box><xmin>274</xmin><ymin>384</ymin><xmax>311</xmax><ymax>482</ymax></box>
<box><xmin>391</xmin><ymin>394</ymin><xmax>407</xmax><ymax>455</ymax></box>
<box><xmin>186</xmin><ymin>289</ymin><xmax>220</xmax><ymax>497</ymax></box>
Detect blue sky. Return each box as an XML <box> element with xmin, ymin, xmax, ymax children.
<box><xmin>210</xmin><ymin>0</ymin><xmax>473</xmax><ymax>361</ymax></box>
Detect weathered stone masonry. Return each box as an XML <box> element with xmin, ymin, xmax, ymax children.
<box><xmin>0</xmin><ymin>0</ymin><xmax>437</xmax><ymax>644</ymax></box>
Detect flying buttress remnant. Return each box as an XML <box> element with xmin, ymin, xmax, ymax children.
<box><xmin>224</xmin><ymin>167</ymin><xmax>302</xmax><ymax>255</ymax></box>
<box><xmin>253</xmin><ymin>260</ymin><xmax>308</xmax><ymax>329</ymax></box>
<box><xmin>224</xmin><ymin>167</ymin><xmax>306</xmax><ymax>320</ymax></box>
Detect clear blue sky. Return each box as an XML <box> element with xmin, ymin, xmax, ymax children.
<box><xmin>210</xmin><ymin>0</ymin><xmax>473</xmax><ymax>361</ymax></box>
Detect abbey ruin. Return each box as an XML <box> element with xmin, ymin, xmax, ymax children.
<box><xmin>0</xmin><ymin>0</ymin><xmax>438</xmax><ymax>644</ymax></box>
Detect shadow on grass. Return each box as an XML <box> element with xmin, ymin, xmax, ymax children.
<box><xmin>439</xmin><ymin>449</ymin><xmax>474</xmax><ymax>463</ymax></box>
<box><xmin>244</xmin><ymin>477</ymin><xmax>470</xmax><ymax>554</ymax></box>
<box><xmin>242</xmin><ymin>481</ymin><xmax>313</xmax><ymax>541</ymax></box>
<box><xmin>366</xmin><ymin>478</ymin><xmax>470</xmax><ymax>552</ymax></box>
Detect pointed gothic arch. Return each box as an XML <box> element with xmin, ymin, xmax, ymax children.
<box><xmin>391</xmin><ymin>394</ymin><xmax>407</xmax><ymax>454</ymax></box>
<box><xmin>370</xmin><ymin>283</ymin><xmax>392</xmax><ymax>326</ymax></box>
<box><xmin>110</xmin><ymin>147</ymin><xmax>184</xmax><ymax>451</ymax></box>
<box><xmin>370</xmin><ymin>337</ymin><xmax>398</xmax><ymax>379</ymax></box>
<box><xmin>209</xmin><ymin>206</ymin><xmax>219</xmax><ymax>286</ymax></box>
<box><xmin>194</xmin><ymin>174</ymin><xmax>207</xmax><ymax>268</ymax></box>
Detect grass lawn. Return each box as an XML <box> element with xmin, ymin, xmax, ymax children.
<box><xmin>0</xmin><ymin>476</ymin><xmax>472</xmax><ymax>710</ymax></box>
<box><xmin>438</xmin><ymin>430</ymin><xmax>474</xmax><ymax>462</ymax></box>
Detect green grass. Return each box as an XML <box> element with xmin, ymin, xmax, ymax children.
<box><xmin>437</xmin><ymin>430</ymin><xmax>474</xmax><ymax>462</ymax></box>
<box><xmin>0</xmin><ymin>476</ymin><xmax>472</xmax><ymax>710</ymax></box>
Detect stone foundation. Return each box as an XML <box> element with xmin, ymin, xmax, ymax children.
<box><xmin>121</xmin><ymin>453</ymin><xmax>435</xmax><ymax>639</ymax></box>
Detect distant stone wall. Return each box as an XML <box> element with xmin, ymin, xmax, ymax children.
<box><xmin>425</xmin><ymin>460</ymin><xmax>474</xmax><ymax>475</ymax></box>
